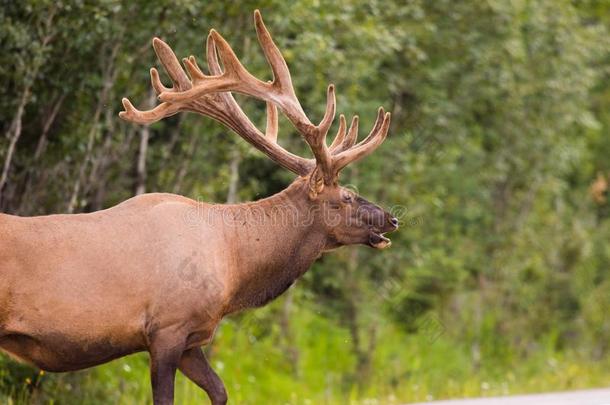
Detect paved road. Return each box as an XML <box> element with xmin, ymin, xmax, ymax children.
<box><xmin>410</xmin><ymin>388</ymin><xmax>610</xmax><ymax>405</ymax></box>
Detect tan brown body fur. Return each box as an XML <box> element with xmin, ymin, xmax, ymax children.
<box><xmin>0</xmin><ymin>180</ymin><xmax>329</xmax><ymax>371</ymax></box>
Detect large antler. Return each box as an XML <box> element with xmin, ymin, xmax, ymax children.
<box><xmin>120</xmin><ymin>10</ymin><xmax>391</xmax><ymax>186</ymax></box>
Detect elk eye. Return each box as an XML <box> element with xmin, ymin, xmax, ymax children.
<box><xmin>342</xmin><ymin>194</ymin><xmax>353</xmax><ymax>203</ymax></box>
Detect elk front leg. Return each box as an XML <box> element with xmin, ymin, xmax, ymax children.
<box><xmin>149</xmin><ymin>335</ymin><xmax>185</xmax><ymax>405</ymax></box>
<box><xmin>179</xmin><ymin>347</ymin><xmax>227</xmax><ymax>405</ymax></box>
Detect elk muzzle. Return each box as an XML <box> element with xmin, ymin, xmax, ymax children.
<box><xmin>358</xmin><ymin>200</ymin><xmax>398</xmax><ymax>249</ymax></box>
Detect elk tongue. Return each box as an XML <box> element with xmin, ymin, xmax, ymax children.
<box><xmin>370</xmin><ymin>232</ymin><xmax>391</xmax><ymax>249</ymax></box>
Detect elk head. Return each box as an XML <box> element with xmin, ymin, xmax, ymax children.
<box><xmin>120</xmin><ymin>10</ymin><xmax>398</xmax><ymax>249</ymax></box>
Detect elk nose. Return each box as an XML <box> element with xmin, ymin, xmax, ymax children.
<box><xmin>389</xmin><ymin>217</ymin><xmax>399</xmax><ymax>229</ymax></box>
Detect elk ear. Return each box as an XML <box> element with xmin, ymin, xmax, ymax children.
<box><xmin>308</xmin><ymin>168</ymin><xmax>325</xmax><ymax>199</ymax></box>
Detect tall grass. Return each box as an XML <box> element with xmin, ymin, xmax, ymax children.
<box><xmin>2</xmin><ymin>299</ymin><xmax>610</xmax><ymax>404</ymax></box>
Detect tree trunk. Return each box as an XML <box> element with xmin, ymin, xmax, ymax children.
<box><xmin>67</xmin><ymin>43</ymin><xmax>119</xmax><ymax>213</ymax></box>
<box><xmin>87</xmin><ymin>107</ymin><xmax>119</xmax><ymax>210</ymax></box>
<box><xmin>160</xmin><ymin>116</ymin><xmax>184</xmax><ymax>165</ymax></box>
<box><xmin>346</xmin><ymin>249</ymin><xmax>375</xmax><ymax>388</ymax></box>
<box><xmin>171</xmin><ymin>129</ymin><xmax>199</xmax><ymax>195</ymax></box>
<box><xmin>17</xmin><ymin>93</ymin><xmax>66</xmax><ymax>214</ymax></box>
<box><xmin>134</xmin><ymin>90</ymin><xmax>156</xmax><ymax>195</ymax></box>
<box><xmin>0</xmin><ymin>87</ymin><xmax>30</xmax><ymax>205</ymax></box>
<box><xmin>35</xmin><ymin>93</ymin><xmax>66</xmax><ymax>161</ymax></box>
<box><xmin>0</xmin><ymin>7</ymin><xmax>57</xmax><ymax>208</ymax></box>
<box><xmin>222</xmin><ymin>25</ymin><xmax>251</xmax><ymax>204</ymax></box>
<box><xmin>226</xmin><ymin>146</ymin><xmax>241</xmax><ymax>203</ymax></box>
<box><xmin>135</xmin><ymin>125</ymin><xmax>150</xmax><ymax>195</ymax></box>
<box><xmin>279</xmin><ymin>287</ymin><xmax>300</xmax><ymax>376</ymax></box>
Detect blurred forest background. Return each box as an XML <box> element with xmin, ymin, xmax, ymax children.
<box><xmin>1</xmin><ymin>0</ymin><xmax>610</xmax><ymax>404</ymax></box>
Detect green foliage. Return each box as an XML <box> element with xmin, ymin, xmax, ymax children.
<box><xmin>1</xmin><ymin>0</ymin><xmax>610</xmax><ymax>403</ymax></box>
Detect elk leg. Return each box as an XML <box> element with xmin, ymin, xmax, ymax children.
<box><xmin>178</xmin><ymin>347</ymin><xmax>227</xmax><ymax>405</ymax></box>
<box><xmin>149</xmin><ymin>336</ymin><xmax>185</xmax><ymax>405</ymax></box>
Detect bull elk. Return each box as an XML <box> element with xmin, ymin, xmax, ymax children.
<box><xmin>0</xmin><ymin>10</ymin><xmax>397</xmax><ymax>405</ymax></box>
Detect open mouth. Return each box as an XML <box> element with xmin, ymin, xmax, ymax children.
<box><xmin>369</xmin><ymin>231</ymin><xmax>392</xmax><ymax>249</ymax></box>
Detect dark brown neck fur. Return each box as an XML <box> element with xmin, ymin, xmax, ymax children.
<box><xmin>221</xmin><ymin>178</ymin><xmax>327</xmax><ymax>313</ymax></box>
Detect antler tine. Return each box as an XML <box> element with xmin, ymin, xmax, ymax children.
<box><xmin>183</xmin><ymin>56</ymin><xmax>207</xmax><ymax>84</ymax></box>
<box><xmin>150</xmin><ymin>68</ymin><xmax>170</xmax><ymax>95</ymax></box>
<box><xmin>343</xmin><ymin>116</ymin><xmax>360</xmax><ymax>150</ymax></box>
<box><xmin>159</xmin><ymin>29</ymin><xmax>267</xmax><ymax>104</ymax></box>
<box><xmin>266</xmin><ymin>102</ymin><xmax>278</xmax><ymax>142</ymax></box>
<box><xmin>331</xmin><ymin>110</ymin><xmax>391</xmax><ymax>174</ymax></box>
<box><xmin>318</xmin><ymin>84</ymin><xmax>336</xmax><ymax>135</ymax></box>
<box><xmin>253</xmin><ymin>9</ymin><xmax>308</xmax><ymax>122</ymax></box>
<box><xmin>254</xmin><ymin>10</ymin><xmax>337</xmax><ymax>138</ymax></box>
<box><xmin>119</xmin><ymin>97</ymin><xmax>182</xmax><ymax>124</ymax></box>
<box><xmin>329</xmin><ymin>115</ymin><xmax>347</xmax><ymax>151</ymax></box>
<box><xmin>119</xmin><ymin>37</ymin><xmax>193</xmax><ymax>124</ymax></box>
<box><xmin>309</xmin><ymin>84</ymin><xmax>335</xmax><ymax>182</ymax></box>
<box><xmin>253</xmin><ymin>10</ymin><xmax>292</xmax><ymax>93</ymax></box>
<box><xmin>152</xmin><ymin>37</ymin><xmax>191</xmax><ymax>90</ymax></box>
<box><xmin>355</xmin><ymin>107</ymin><xmax>385</xmax><ymax>147</ymax></box>
<box><xmin>206</xmin><ymin>33</ymin><xmax>223</xmax><ymax>75</ymax></box>
<box><xmin>331</xmin><ymin>115</ymin><xmax>359</xmax><ymax>154</ymax></box>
